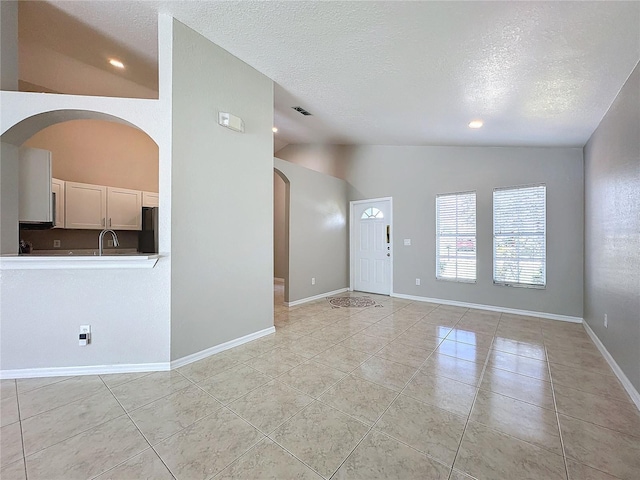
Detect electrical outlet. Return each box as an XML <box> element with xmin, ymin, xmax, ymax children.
<box><xmin>53</xmin><ymin>239</ymin><xmax>61</xmax><ymax>248</ymax></box>
<box><xmin>404</xmin><ymin>239</ymin><xmax>411</xmax><ymax>246</ymax></box>
<box><xmin>107</xmin><ymin>240</ymin><xmax>114</xmax><ymax>247</ymax></box>
<box><xmin>79</xmin><ymin>325</ymin><xmax>91</xmax><ymax>346</ymax></box>
<box><xmin>311</xmin><ymin>277</ymin><xmax>316</xmax><ymax>285</ymax></box>
<box><xmin>604</xmin><ymin>314</ymin><xmax>608</xmax><ymax>328</ymax></box>
<box><xmin>416</xmin><ymin>278</ymin><xmax>421</xmax><ymax>286</ymax></box>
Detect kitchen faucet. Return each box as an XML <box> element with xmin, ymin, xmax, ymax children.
<box><xmin>98</xmin><ymin>229</ymin><xmax>119</xmax><ymax>256</ymax></box>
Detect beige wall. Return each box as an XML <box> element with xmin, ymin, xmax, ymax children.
<box><xmin>23</xmin><ymin>119</ymin><xmax>158</xmax><ymax>192</ymax></box>
<box><xmin>279</xmin><ymin>144</ymin><xmax>584</xmax><ymax>318</ymax></box>
<box><xmin>274</xmin><ymin>158</ymin><xmax>349</xmax><ymax>303</ymax></box>
<box><xmin>170</xmin><ymin>19</ymin><xmax>274</xmax><ymax>360</ymax></box>
<box><xmin>276</xmin><ymin>144</ymin><xmax>346</xmax><ymax>179</ymax></box>
<box><xmin>0</xmin><ymin>0</ymin><xmax>18</xmax><ymax>90</ymax></box>
<box><xmin>584</xmin><ymin>61</ymin><xmax>640</xmax><ymax>393</ymax></box>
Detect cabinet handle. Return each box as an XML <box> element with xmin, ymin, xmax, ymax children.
<box><xmin>102</xmin><ymin>218</ymin><xmax>105</xmax><ymax>227</ymax></box>
<box><xmin>109</xmin><ymin>218</ymin><xmax>112</xmax><ymax>228</ymax></box>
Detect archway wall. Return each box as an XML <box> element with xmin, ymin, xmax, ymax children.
<box><xmin>0</xmin><ymin>16</ymin><xmax>173</xmax><ymax>373</ymax></box>
<box><xmin>274</xmin><ymin>158</ymin><xmax>350</xmax><ymax>304</ymax></box>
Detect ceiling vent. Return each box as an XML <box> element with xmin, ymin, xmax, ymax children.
<box><xmin>292</xmin><ymin>106</ymin><xmax>313</xmax><ymax>116</ymax></box>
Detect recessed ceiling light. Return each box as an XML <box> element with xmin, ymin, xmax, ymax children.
<box><xmin>468</xmin><ymin>120</ymin><xmax>483</xmax><ymax>129</ymax></box>
<box><xmin>109</xmin><ymin>59</ymin><xmax>125</xmax><ymax>69</ymax></box>
<box><xmin>272</xmin><ymin>127</ymin><xmax>278</xmax><ymax>133</ymax></box>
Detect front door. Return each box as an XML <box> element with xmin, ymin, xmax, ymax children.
<box><xmin>352</xmin><ymin>198</ymin><xmax>392</xmax><ymax>295</ymax></box>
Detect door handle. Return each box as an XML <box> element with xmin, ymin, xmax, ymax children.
<box><xmin>386</xmin><ymin>225</ymin><xmax>390</xmax><ymax>243</ymax></box>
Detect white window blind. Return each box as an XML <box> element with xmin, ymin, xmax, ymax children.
<box><xmin>493</xmin><ymin>184</ymin><xmax>546</xmax><ymax>288</ymax></box>
<box><xmin>436</xmin><ymin>191</ymin><xmax>476</xmax><ymax>282</ymax></box>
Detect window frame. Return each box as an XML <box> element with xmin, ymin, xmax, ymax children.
<box><xmin>435</xmin><ymin>190</ymin><xmax>477</xmax><ymax>284</ymax></box>
<box><xmin>492</xmin><ymin>183</ymin><xmax>547</xmax><ymax>289</ymax></box>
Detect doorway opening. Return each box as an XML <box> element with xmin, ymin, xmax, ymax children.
<box><xmin>274</xmin><ymin>168</ymin><xmax>290</xmax><ymax>306</ymax></box>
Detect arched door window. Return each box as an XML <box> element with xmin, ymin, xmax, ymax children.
<box><xmin>361</xmin><ymin>207</ymin><xmax>384</xmax><ymax>219</ymax></box>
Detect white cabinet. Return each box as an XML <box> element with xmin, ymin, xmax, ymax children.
<box><xmin>18</xmin><ymin>147</ymin><xmax>53</xmax><ymax>225</ymax></box>
<box><xmin>142</xmin><ymin>191</ymin><xmax>159</xmax><ymax>208</ymax></box>
<box><xmin>65</xmin><ymin>183</ymin><xmax>142</xmax><ymax>231</ymax></box>
<box><xmin>65</xmin><ymin>182</ymin><xmax>107</xmax><ymax>229</ymax></box>
<box><xmin>51</xmin><ymin>178</ymin><xmax>65</xmax><ymax>228</ymax></box>
<box><xmin>107</xmin><ymin>187</ymin><xmax>142</xmax><ymax>230</ymax></box>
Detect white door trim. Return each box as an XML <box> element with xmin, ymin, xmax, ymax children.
<box><xmin>349</xmin><ymin>197</ymin><xmax>393</xmax><ymax>295</ymax></box>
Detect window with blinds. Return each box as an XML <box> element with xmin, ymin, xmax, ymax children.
<box><xmin>436</xmin><ymin>191</ymin><xmax>476</xmax><ymax>282</ymax></box>
<box><xmin>493</xmin><ymin>184</ymin><xmax>546</xmax><ymax>288</ymax></box>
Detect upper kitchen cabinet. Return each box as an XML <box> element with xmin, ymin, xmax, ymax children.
<box><xmin>18</xmin><ymin>147</ymin><xmax>53</xmax><ymax>227</ymax></box>
<box><xmin>51</xmin><ymin>178</ymin><xmax>65</xmax><ymax>229</ymax></box>
<box><xmin>142</xmin><ymin>191</ymin><xmax>159</xmax><ymax>208</ymax></box>
<box><xmin>65</xmin><ymin>182</ymin><xmax>107</xmax><ymax>229</ymax></box>
<box><xmin>65</xmin><ymin>183</ymin><xmax>142</xmax><ymax>230</ymax></box>
<box><xmin>107</xmin><ymin>187</ymin><xmax>142</xmax><ymax>230</ymax></box>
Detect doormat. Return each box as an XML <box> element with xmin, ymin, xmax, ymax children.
<box><xmin>328</xmin><ymin>296</ymin><xmax>382</xmax><ymax>308</ymax></box>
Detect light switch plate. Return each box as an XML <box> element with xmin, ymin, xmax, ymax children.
<box><xmin>404</xmin><ymin>239</ymin><xmax>411</xmax><ymax>246</ymax></box>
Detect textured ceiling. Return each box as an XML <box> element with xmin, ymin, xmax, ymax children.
<box><xmin>30</xmin><ymin>1</ymin><xmax>640</xmax><ymax>147</ymax></box>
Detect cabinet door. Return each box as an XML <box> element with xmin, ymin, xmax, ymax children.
<box><xmin>142</xmin><ymin>191</ymin><xmax>159</xmax><ymax>208</ymax></box>
<box><xmin>107</xmin><ymin>187</ymin><xmax>142</xmax><ymax>230</ymax></box>
<box><xmin>18</xmin><ymin>147</ymin><xmax>52</xmax><ymax>223</ymax></box>
<box><xmin>65</xmin><ymin>182</ymin><xmax>107</xmax><ymax>229</ymax></box>
<box><xmin>51</xmin><ymin>178</ymin><xmax>65</xmax><ymax>228</ymax></box>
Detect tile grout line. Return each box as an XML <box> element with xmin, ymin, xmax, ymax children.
<box><xmin>543</xmin><ymin>330</ymin><xmax>571</xmax><ymax>480</ymax></box>
<box><xmin>194</xmin><ymin>301</ymin><xmax>465</xmax><ymax>477</ymax></box>
<box><xmin>95</xmin><ymin>374</ymin><xmax>178</xmax><ymax>480</ymax></box>
<box><xmin>13</xmin><ymin>380</ymin><xmax>28</xmax><ymax>480</ymax></box>
<box><xmin>15</xmin><ymin>378</ymin><xmax>107</xmax><ymax>422</ymax></box>
<box><xmin>17</xmin><ymin>379</ymin><xmax>143</xmax><ymax>465</ymax></box>
<box><xmin>176</xmin><ymin>363</ymin><xmax>344</xmax><ymax>480</ymax></box>
<box><xmin>259</xmin><ymin>300</ymin><xmax>434</xmax><ymax>478</ymax></box>
<box><xmin>447</xmin><ymin>312</ymin><xmax>499</xmax><ymax>479</ymax></box>
<box><xmin>199</xmin><ymin>406</ymin><xmax>268</xmax><ymax>480</ymax></box>
<box><xmin>270</xmin><ymin>306</ymin><xmax>632</xmax><ymax>478</ymax></box>
<box><xmin>137</xmin><ymin>369</ymin><xmax>267</xmax><ymax>480</ymax></box>
<box><xmin>327</xmin><ymin>307</ymin><xmax>472</xmax><ymax>479</ymax></box>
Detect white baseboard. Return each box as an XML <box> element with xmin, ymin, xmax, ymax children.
<box><xmin>391</xmin><ymin>292</ymin><xmax>583</xmax><ymax>323</ymax></box>
<box><xmin>285</xmin><ymin>288</ymin><xmax>349</xmax><ymax>307</ymax></box>
<box><xmin>0</xmin><ymin>362</ymin><xmax>170</xmax><ymax>380</ymax></box>
<box><xmin>170</xmin><ymin>326</ymin><xmax>276</xmax><ymax>369</ymax></box>
<box><xmin>582</xmin><ymin>321</ymin><xmax>640</xmax><ymax>412</ymax></box>
<box><xmin>0</xmin><ymin>327</ymin><xmax>277</xmax><ymax>379</ymax></box>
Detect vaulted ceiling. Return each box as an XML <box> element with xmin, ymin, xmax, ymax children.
<box><xmin>19</xmin><ymin>1</ymin><xmax>640</xmax><ymax>148</ymax></box>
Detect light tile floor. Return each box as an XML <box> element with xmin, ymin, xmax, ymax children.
<box><xmin>1</xmin><ymin>285</ymin><xmax>639</xmax><ymax>479</ymax></box>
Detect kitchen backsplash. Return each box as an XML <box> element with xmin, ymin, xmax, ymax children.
<box><xmin>19</xmin><ymin>229</ymin><xmax>139</xmax><ymax>251</ymax></box>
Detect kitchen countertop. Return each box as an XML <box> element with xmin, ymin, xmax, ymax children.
<box><xmin>25</xmin><ymin>248</ymin><xmax>140</xmax><ymax>256</ymax></box>
<box><xmin>0</xmin><ymin>252</ymin><xmax>160</xmax><ymax>270</ymax></box>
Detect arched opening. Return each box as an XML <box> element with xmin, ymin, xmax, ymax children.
<box><xmin>1</xmin><ymin>110</ymin><xmax>159</xmax><ymax>255</ymax></box>
<box><xmin>273</xmin><ymin>168</ymin><xmax>290</xmax><ymax>306</ymax></box>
